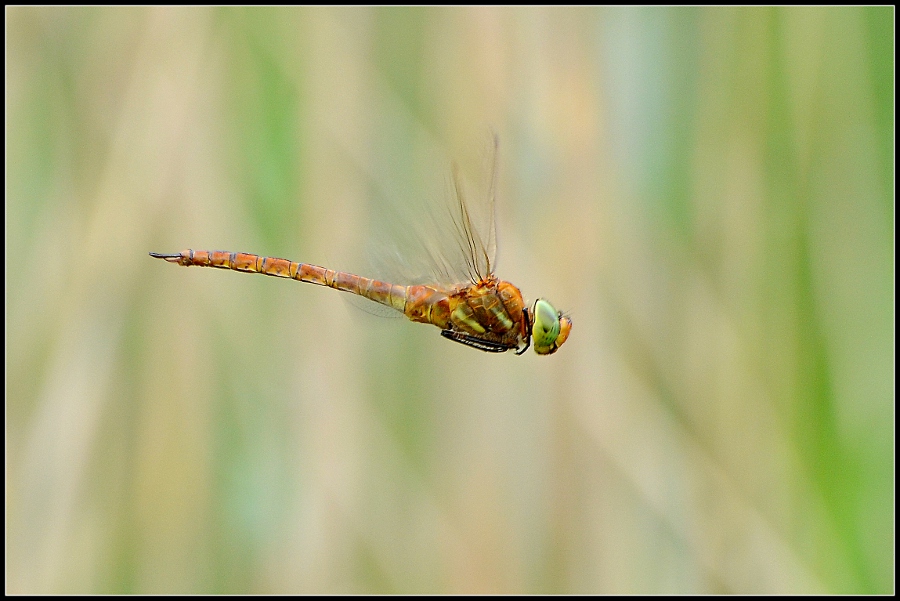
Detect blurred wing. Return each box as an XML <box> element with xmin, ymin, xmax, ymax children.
<box><xmin>447</xmin><ymin>132</ymin><xmax>498</xmax><ymax>284</ymax></box>
<box><xmin>365</xmin><ymin>131</ymin><xmax>501</xmax><ymax>290</ymax></box>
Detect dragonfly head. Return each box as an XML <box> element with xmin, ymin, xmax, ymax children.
<box><xmin>530</xmin><ymin>298</ymin><xmax>572</xmax><ymax>355</ymax></box>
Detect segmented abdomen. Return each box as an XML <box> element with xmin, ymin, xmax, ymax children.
<box><xmin>155</xmin><ymin>249</ymin><xmax>414</xmax><ymax>314</ymax></box>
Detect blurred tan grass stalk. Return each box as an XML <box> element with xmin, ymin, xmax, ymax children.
<box><xmin>6</xmin><ymin>6</ymin><xmax>893</xmax><ymax>594</ymax></box>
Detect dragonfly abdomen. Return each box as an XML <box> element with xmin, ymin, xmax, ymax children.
<box><xmin>149</xmin><ymin>249</ymin><xmax>409</xmax><ymax>313</ymax></box>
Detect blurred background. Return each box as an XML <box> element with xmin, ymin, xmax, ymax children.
<box><xmin>6</xmin><ymin>7</ymin><xmax>893</xmax><ymax>594</ymax></box>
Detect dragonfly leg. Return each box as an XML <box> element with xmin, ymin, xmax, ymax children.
<box><xmin>515</xmin><ymin>307</ymin><xmax>532</xmax><ymax>355</ymax></box>
<box><xmin>440</xmin><ymin>329</ymin><xmax>513</xmax><ymax>353</ymax></box>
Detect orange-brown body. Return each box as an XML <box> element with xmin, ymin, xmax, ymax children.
<box><xmin>152</xmin><ymin>249</ymin><xmax>531</xmax><ymax>352</ymax></box>
<box><xmin>405</xmin><ymin>276</ymin><xmax>529</xmax><ymax>351</ymax></box>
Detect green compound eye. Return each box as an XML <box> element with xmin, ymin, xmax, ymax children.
<box><xmin>532</xmin><ymin>299</ymin><xmax>561</xmax><ymax>354</ymax></box>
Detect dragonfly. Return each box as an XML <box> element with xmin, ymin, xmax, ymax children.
<box><xmin>150</xmin><ymin>136</ymin><xmax>571</xmax><ymax>355</ymax></box>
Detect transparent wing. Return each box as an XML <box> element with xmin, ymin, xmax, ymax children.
<box><xmin>365</xmin><ymin>132</ymin><xmax>500</xmax><ymax>290</ymax></box>
<box><xmin>446</xmin><ymin>132</ymin><xmax>498</xmax><ymax>284</ymax></box>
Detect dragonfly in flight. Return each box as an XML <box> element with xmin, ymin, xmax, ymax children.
<box><xmin>151</xmin><ymin>136</ymin><xmax>571</xmax><ymax>355</ymax></box>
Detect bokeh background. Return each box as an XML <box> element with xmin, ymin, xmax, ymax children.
<box><xmin>6</xmin><ymin>7</ymin><xmax>893</xmax><ymax>594</ymax></box>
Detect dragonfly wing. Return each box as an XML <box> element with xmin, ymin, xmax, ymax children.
<box><xmin>361</xmin><ymin>131</ymin><xmax>502</xmax><ymax>291</ymax></box>
<box><xmin>445</xmin><ymin>132</ymin><xmax>499</xmax><ymax>284</ymax></box>
<box><xmin>343</xmin><ymin>292</ymin><xmax>405</xmax><ymax>318</ymax></box>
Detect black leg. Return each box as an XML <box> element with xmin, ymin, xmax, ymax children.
<box><xmin>440</xmin><ymin>330</ymin><xmax>513</xmax><ymax>353</ymax></box>
<box><xmin>515</xmin><ymin>307</ymin><xmax>532</xmax><ymax>355</ymax></box>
